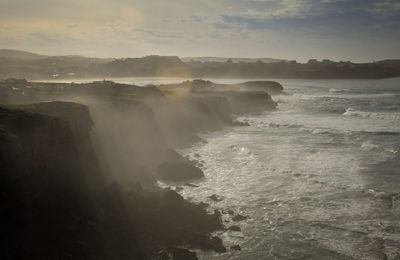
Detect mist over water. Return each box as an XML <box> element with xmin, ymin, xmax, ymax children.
<box><xmin>158</xmin><ymin>78</ymin><xmax>400</xmax><ymax>259</ymax></box>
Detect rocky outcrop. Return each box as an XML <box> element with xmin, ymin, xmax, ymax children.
<box><xmin>157</xmin><ymin>162</ymin><xmax>204</xmax><ymax>181</ymax></box>
<box><xmin>191</xmin><ymin>79</ymin><xmax>283</xmax><ymax>95</ymax></box>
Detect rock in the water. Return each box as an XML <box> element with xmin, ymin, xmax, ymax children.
<box><xmin>184</xmin><ymin>183</ymin><xmax>199</xmax><ymax>187</ymax></box>
<box><xmin>210</xmin><ymin>236</ymin><xmax>226</xmax><ymax>253</ymax></box>
<box><xmin>208</xmin><ymin>194</ymin><xmax>224</xmax><ymax>202</ymax></box>
<box><xmin>197</xmin><ymin>202</ymin><xmax>209</xmax><ymax>209</ymax></box>
<box><xmin>230</xmin><ymin>245</ymin><xmax>241</xmax><ymax>251</ymax></box>
<box><xmin>232</xmin><ymin>214</ymin><xmax>249</xmax><ymax>221</ymax></box>
<box><xmin>170</xmin><ymin>247</ymin><xmax>198</xmax><ymax>260</ymax></box>
<box><xmin>227</xmin><ymin>226</ymin><xmax>241</xmax><ymax>232</ymax></box>
<box><xmin>157</xmin><ymin>162</ymin><xmax>204</xmax><ymax>181</ymax></box>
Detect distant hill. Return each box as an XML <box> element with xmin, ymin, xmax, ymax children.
<box><xmin>0</xmin><ymin>49</ymin><xmax>48</xmax><ymax>60</ymax></box>
<box><xmin>99</xmin><ymin>55</ymin><xmax>191</xmax><ymax>77</ymax></box>
<box><xmin>181</xmin><ymin>56</ymin><xmax>284</xmax><ymax>63</ymax></box>
<box><xmin>0</xmin><ymin>49</ymin><xmax>113</xmax><ymax>63</ymax></box>
<box><xmin>0</xmin><ymin>49</ymin><xmax>400</xmax><ymax>79</ymax></box>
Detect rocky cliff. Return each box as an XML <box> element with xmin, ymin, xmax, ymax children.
<box><xmin>0</xmin><ymin>103</ymin><xmax>111</xmax><ymax>259</ymax></box>
<box><xmin>0</xmin><ymin>79</ymin><xmax>281</xmax><ymax>259</ymax></box>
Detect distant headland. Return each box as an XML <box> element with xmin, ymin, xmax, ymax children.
<box><xmin>1</xmin><ymin>49</ymin><xmax>400</xmax><ymax>80</ymax></box>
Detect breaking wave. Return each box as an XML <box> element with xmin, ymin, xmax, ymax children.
<box><xmin>343</xmin><ymin>107</ymin><xmax>400</xmax><ymax>121</ymax></box>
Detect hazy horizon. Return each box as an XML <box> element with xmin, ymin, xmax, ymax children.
<box><xmin>1</xmin><ymin>0</ymin><xmax>400</xmax><ymax>63</ymax></box>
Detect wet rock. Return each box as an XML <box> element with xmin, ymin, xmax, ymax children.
<box><xmin>232</xmin><ymin>214</ymin><xmax>249</xmax><ymax>221</ymax></box>
<box><xmin>227</xmin><ymin>226</ymin><xmax>241</xmax><ymax>232</ymax></box>
<box><xmin>210</xmin><ymin>236</ymin><xmax>226</xmax><ymax>253</ymax></box>
<box><xmin>230</xmin><ymin>245</ymin><xmax>241</xmax><ymax>251</ymax></box>
<box><xmin>170</xmin><ymin>247</ymin><xmax>198</xmax><ymax>260</ymax></box>
<box><xmin>227</xmin><ymin>210</ymin><xmax>234</xmax><ymax>215</ymax></box>
<box><xmin>209</xmin><ymin>194</ymin><xmax>224</xmax><ymax>202</ymax></box>
<box><xmin>157</xmin><ymin>162</ymin><xmax>204</xmax><ymax>181</ymax></box>
<box><xmin>197</xmin><ymin>202</ymin><xmax>209</xmax><ymax>209</ymax></box>
<box><xmin>214</xmin><ymin>209</ymin><xmax>222</xmax><ymax>218</ymax></box>
<box><xmin>184</xmin><ymin>183</ymin><xmax>199</xmax><ymax>188</ymax></box>
<box><xmin>233</xmin><ymin>120</ymin><xmax>250</xmax><ymax>126</ymax></box>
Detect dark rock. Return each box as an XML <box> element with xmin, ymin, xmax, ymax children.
<box><xmin>163</xmin><ymin>190</ymin><xmax>184</xmax><ymax>206</ymax></box>
<box><xmin>184</xmin><ymin>183</ymin><xmax>199</xmax><ymax>188</ymax></box>
<box><xmin>237</xmin><ymin>81</ymin><xmax>283</xmax><ymax>95</ymax></box>
<box><xmin>233</xmin><ymin>120</ymin><xmax>250</xmax><ymax>126</ymax></box>
<box><xmin>227</xmin><ymin>226</ymin><xmax>241</xmax><ymax>232</ymax></box>
<box><xmin>210</xmin><ymin>236</ymin><xmax>226</xmax><ymax>253</ymax></box>
<box><xmin>4</xmin><ymin>78</ymin><xmax>28</xmax><ymax>84</ymax></box>
<box><xmin>227</xmin><ymin>210</ymin><xmax>234</xmax><ymax>215</ymax></box>
<box><xmin>197</xmin><ymin>202</ymin><xmax>210</xmax><ymax>209</ymax></box>
<box><xmin>209</xmin><ymin>194</ymin><xmax>224</xmax><ymax>202</ymax></box>
<box><xmin>230</xmin><ymin>245</ymin><xmax>241</xmax><ymax>251</ymax></box>
<box><xmin>170</xmin><ymin>247</ymin><xmax>198</xmax><ymax>260</ymax></box>
<box><xmin>0</xmin><ymin>104</ymin><xmax>143</xmax><ymax>259</ymax></box>
<box><xmin>157</xmin><ymin>162</ymin><xmax>204</xmax><ymax>181</ymax></box>
<box><xmin>232</xmin><ymin>214</ymin><xmax>249</xmax><ymax>221</ymax></box>
<box><xmin>214</xmin><ymin>209</ymin><xmax>222</xmax><ymax>218</ymax></box>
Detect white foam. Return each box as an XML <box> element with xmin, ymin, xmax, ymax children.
<box><xmin>361</xmin><ymin>141</ymin><xmax>380</xmax><ymax>151</ymax></box>
<box><xmin>329</xmin><ymin>88</ymin><xmax>349</xmax><ymax>93</ymax></box>
<box><xmin>343</xmin><ymin>107</ymin><xmax>400</xmax><ymax>121</ymax></box>
<box><xmin>385</xmin><ymin>148</ymin><xmax>399</xmax><ymax>154</ymax></box>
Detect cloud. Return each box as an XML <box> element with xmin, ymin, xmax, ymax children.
<box><xmin>131</xmin><ymin>28</ymin><xmax>185</xmax><ymax>39</ymax></box>
<box><xmin>214</xmin><ymin>22</ymin><xmax>230</xmax><ymax>29</ymax></box>
<box><xmin>220</xmin><ymin>0</ymin><xmax>400</xmax><ymax>37</ymax></box>
<box><xmin>0</xmin><ymin>0</ymin><xmax>399</xmax><ymax>61</ymax></box>
<box><xmin>66</xmin><ymin>24</ymin><xmax>80</xmax><ymax>29</ymax></box>
<box><xmin>190</xmin><ymin>15</ymin><xmax>203</xmax><ymax>22</ymax></box>
<box><xmin>30</xmin><ymin>32</ymin><xmax>63</xmax><ymax>43</ymax></box>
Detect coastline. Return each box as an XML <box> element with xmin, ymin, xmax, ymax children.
<box><xmin>0</xmin><ymin>78</ymin><xmax>281</xmax><ymax>258</ymax></box>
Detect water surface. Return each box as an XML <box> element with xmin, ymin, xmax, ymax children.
<box><xmin>174</xmin><ymin>78</ymin><xmax>400</xmax><ymax>259</ymax></box>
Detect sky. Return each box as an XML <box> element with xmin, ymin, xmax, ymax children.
<box><xmin>0</xmin><ymin>0</ymin><xmax>399</xmax><ymax>62</ymax></box>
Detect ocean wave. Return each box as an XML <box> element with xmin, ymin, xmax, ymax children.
<box><xmin>343</xmin><ymin>107</ymin><xmax>378</xmax><ymax>118</ymax></box>
<box><xmin>329</xmin><ymin>88</ymin><xmax>349</xmax><ymax>93</ymax></box>
<box><xmin>371</xmin><ymin>131</ymin><xmax>400</xmax><ymax>136</ymax></box>
<box><xmin>235</xmin><ymin>117</ymin><xmax>304</xmax><ymax>130</ymax></box>
<box><xmin>359</xmin><ymin>140</ymin><xmax>399</xmax><ymax>156</ymax></box>
<box><xmin>385</xmin><ymin>148</ymin><xmax>399</xmax><ymax>154</ymax></box>
<box><xmin>310</xmin><ymin>128</ymin><xmax>334</xmax><ymax>135</ymax></box>
<box><xmin>342</xmin><ymin>108</ymin><xmax>400</xmax><ymax>121</ymax></box>
<box><xmin>361</xmin><ymin>141</ymin><xmax>380</xmax><ymax>151</ymax></box>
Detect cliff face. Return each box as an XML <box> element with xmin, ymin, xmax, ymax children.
<box><xmin>0</xmin><ymin>104</ymin><xmax>113</xmax><ymax>259</ymax></box>
<box><xmin>0</xmin><ymin>101</ymin><xmax>226</xmax><ymax>259</ymax></box>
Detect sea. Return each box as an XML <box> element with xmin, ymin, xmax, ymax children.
<box><xmin>54</xmin><ymin>77</ymin><xmax>400</xmax><ymax>259</ymax></box>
